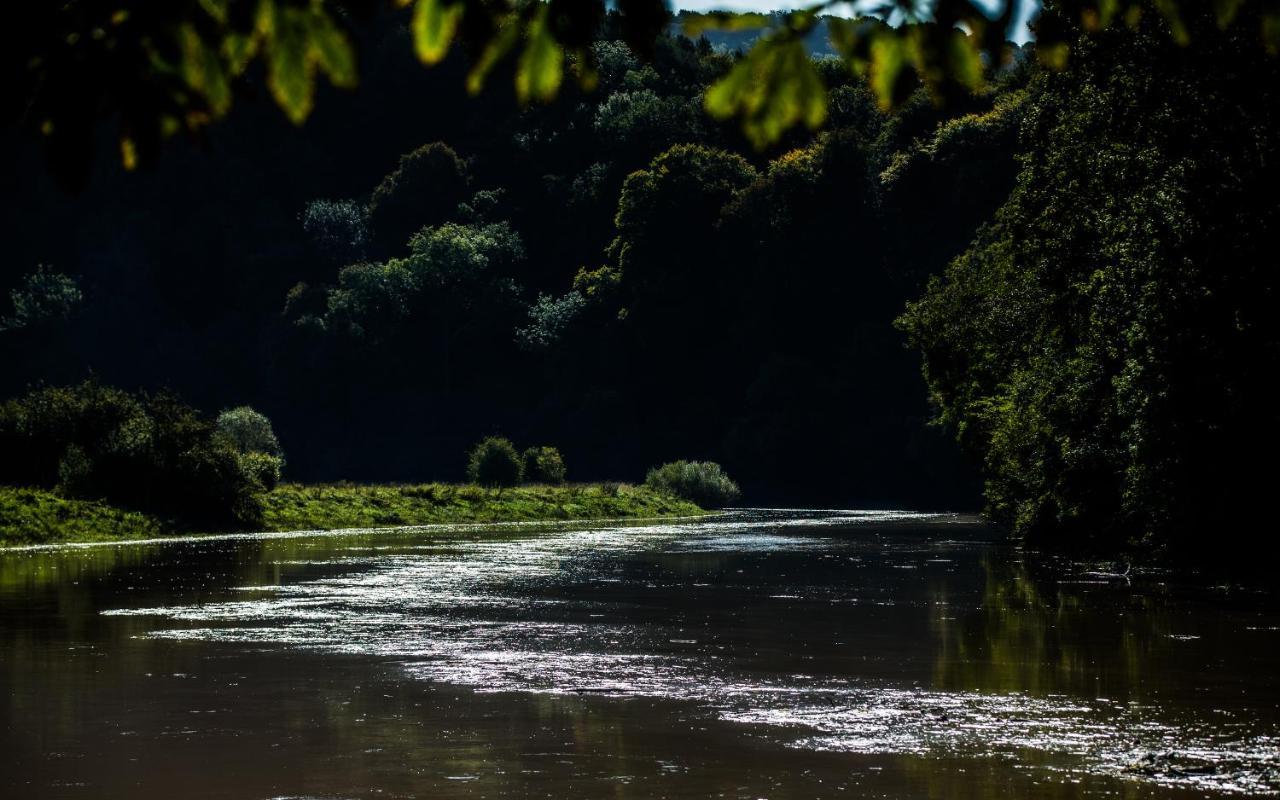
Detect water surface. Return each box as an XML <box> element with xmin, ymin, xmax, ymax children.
<box><xmin>3</xmin><ymin>510</ymin><xmax>1278</xmax><ymax>798</ymax></box>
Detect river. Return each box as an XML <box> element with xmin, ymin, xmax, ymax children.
<box><xmin>2</xmin><ymin>510</ymin><xmax>1277</xmax><ymax>798</ymax></box>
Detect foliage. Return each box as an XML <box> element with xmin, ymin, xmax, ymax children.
<box><xmin>216</xmin><ymin>406</ymin><xmax>285</xmax><ymax>458</ymax></box>
<box><xmin>239</xmin><ymin>451</ymin><xmax>284</xmax><ymax>491</ymax></box>
<box><xmin>898</xmin><ymin>6</ymin><xmax>1280</xmax><ymax>552</ymax></box>
<box><xmin>7</xmin><ymin>7</ymin><xmax>1027</xmax><ymax>516</ymax></box>
<box><xmin>322</xmin><ymin>221</ymin><xmax>524</xmax><ymax>341</ymax></box>
<box><xmin>1</xmin><ymin>266</ymin><xmax>82</xmax><ymax>331</ymax></box>
<box><xmin>11</xmin><ymin>0</ymin><xmax>360</xmax><ymax>186</ymax></box>
<box><xmin>515</xmin><ymin>291</ymin><xmax>585</xmax><ymax>350</ymax></box>
<box><xmin>705</xmin><ymin>29</ymin><xmax>827</xmax><ymax>148</ymax></box>
<box><xmin>11</xmin><ymin>0</ymin><xmax>1280</xmax><ymax>184</ymax></box>
<box><xmin>593</xmin><ymin>89</ymin><xmax>704</xmax><ymax>154</ymax></box>
<box><xmin>0</xmin><ymin>486</ymin><xmax>166</xmax><ymax>546</ymax></box>
<box><xmin>0</xmin><ymin>382</ymin><xmax>266</xmax><ymax>528</ymax></box>
<box><xmin>301</xmin><ymin>199</ymin><xmax>369</xmax><ymax>264</ymax></box>
<box><xmin>521</xmin><ymin>445</ymin><xmax>567</xmax><ymax>484</ymax></box>
<box><xmin>466</xmin><ymin>436</ymin><xmax>523</xmax><ymax>487</ymax></box>
<box><xmin>367</xmin><ymin>142</ymin><xmax>470</xmax><ymax>255</ymax></box>
<box><xmin>611</xmin><ymin>144</ymin><xmax>757</xmax><ymax>301</ymax></box>
<box><xmin>644</xmin><ymin>460</ymin><xmax>741</xmax><ymax>507</ymax></box>
<box><xmin>0</xmin><ymin>481</ymin><xmax>705</xmax><ymax>546</ymax></box>
<box><xmin>260</xmin><ymin>481</ymin><xmax>703</xmax><ymax>532</ymax></box>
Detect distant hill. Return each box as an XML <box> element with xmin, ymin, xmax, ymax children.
<box><xmin>670</xmin><ymin>11</ymin><xmax>838</xmax><ymax>56</ymax></box>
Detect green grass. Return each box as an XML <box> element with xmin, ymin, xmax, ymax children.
<box><xmin>0</xmin><ymin>483</ymin><xmax>705</xmax><ymax>547</ymax></box>
<box><xmin>263</xmin><ymin>481</ymin><xmax>703</xmax><ymax>531</ymax></box>
<box><xmin>0</xmin><ymin>487</ymin><xmax>167</xmax><ymax>545</ymax></box>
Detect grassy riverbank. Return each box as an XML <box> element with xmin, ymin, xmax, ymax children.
<box><xmin>0</xmin><ymin>483</ymin><xmax>704</xmax><ymax>547</ymax></box>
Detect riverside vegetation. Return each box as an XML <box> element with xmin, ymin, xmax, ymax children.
<box><xmin>0</xmin><ymin>483</ymin><xmax>703</xmax><ymax>547</ymax></box>
<box><xmin>0</xmin><ymin>382</ymin><xmax>716</xmax><ymax>547</ymax></box>
<box><xmin>4</xmin><ymin>3</ymin><xmax>1279</xmax><ymax>566</ymax></box>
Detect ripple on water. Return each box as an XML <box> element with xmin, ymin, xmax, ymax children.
<box><xmin>102</xmin><ymin>512</ymin><xmax>1280</xmax><ymax>796</ymax></box>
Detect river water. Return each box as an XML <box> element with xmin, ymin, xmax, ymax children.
<box><xmin>2</xmin><ymin>510</ymin><xmax>1277</xmax><ymax>798</ymax></box>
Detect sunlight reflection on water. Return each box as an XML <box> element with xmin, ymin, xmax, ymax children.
<box><xmin>102</xmin><ymin>511</ymin><xmax>1280</xmax><ymax>796</ymax></box>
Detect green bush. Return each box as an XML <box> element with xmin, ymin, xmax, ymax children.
<box><xmin>239</xmin><ymin>452</ymin><xmax>283</xmax><ymax>491</ymax></box>
<box><xmin>0</xmin><ymin>382</ymin><xmax>265</xmax><ymax>528</ymax></box>
<box><xmin>644</xmin><ymin>460</ymin><xmax>741</xmax><ymax>508</ymax></box>
<box><xmin>216</xmin><ymin>406</ymin><xmax>284</xmax><ymax>460</ymax></box>
<box><xmin>466</xmin><ymin>436</ymin><xmax>522</xmax><ymax>487</ymax></box>
<box><xmin>521</xmin><ymin>446</ymin><xmax>567</xmax><ymax>484</ymax></box>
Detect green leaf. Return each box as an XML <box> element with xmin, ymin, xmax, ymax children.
<box><xmin>1265</xmin><ymin>11</ymin><xmax>1280</xmax><ymax>55</ymax></box>
<box><xmin>826</xmin><ymin>16</ymin><xmax>859</xmax><ymax>59</ymax></box>
<box><xmin>412</xmin><ymin>0</ymin><xmax>464</xmax><ymax>65</ymax></box>
<box><xmin>179</xmin><ymin>23</ymin><xmax>232</xmax><ymax>115</ymax></box>
<box><xmin>944</xmin><ymin>30</ymin><xmax>984</xmax><ymax>94</ymax></box>
<box><xmin>705</xmin><ymin>36</ymin><xmax>827</xmax><ymax>148</ymax></box>
<box><xmin>197</xmin><ymin>0</ymin><xmax>229</xmax><ymax>24</ymax></box>
<box><xmin>1094</xmin><ymin>0</ymin><xmax>1122</xmax><ymax>28</ymax></box>
<box><xmin>868</xmin><ymin>32</ymin><xmax>911</xmax><ymax>110</ymax></box>
<box><xmin>1213</xmin><ymin>0</ymin><xmax>1244</xmax><ymax>28</ymax></box>
<box><xmin>264</xmin><ymin>5</ymin><xmax>315</xmax><ymax>125</ymax></box>
<box><xmin>310</xmin><ymin>7</ymin><xmax>356</xmax><ymax>88</ymax></box>
<box><xmin>1151</xmin><ymin>0</ymin><xmax>1189</xmax><ymax>45</ymax></box>
<box><xmin>466</xmin><ymin>19</ymin><xmax>520</xmax><ymax>95</ymax></box>
<box><xmin>223</xmin><ymin>32</ymin><xmax>259</xmax><ymax>74</ymax></box>
<box><xmin>516</xmin><ymin>6</ymin><xmax>564</xmax><ymax>104</ymax></box>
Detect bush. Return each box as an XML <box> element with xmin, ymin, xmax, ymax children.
<box><xmin>466</xmin><ymin>436</ymin><xmax>522</xmax><ymax>487</ymax></box>
<box><xmin>644</xmin><ymin>460</ymin><xmax>741</xmax><ymax>508</ymax></box>
<box><xmin>238</xmin><ymin>452</ymin><xmax>283</xmax><ymax>491</ymax></box>
<box><xmin>521</xmin><ymin>446</ymin><xmax>567</xmax><ymax>484</ymax></box>
<box><xmin>0</xmin><ymin>382</ymin><xmax>265</xmax><ymax>528</ymax></box>
<box><xmin>216</xmin><ymin>406</ymin><xmax>284</xmax><ymax>459</ymax></box>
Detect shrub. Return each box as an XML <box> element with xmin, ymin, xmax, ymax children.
<box><xmin>56</xmin><ymin>444</ymin><xmax>93</xmax><ymax>494</ymax></box>
<box><xmin>0</xmin><ymin>382</ymin><xmax>265</xmax><ymax>528</ymax></box>
<box><xmin>521</xmin><ymin>446</ymin><xmax>567</xmax><ymax>484</ymax></box>
<box><xmin>216</xmin><ymin>406</ymin><xmax>284</xmax><ymax>459</ymax></box>
<box><xmin>644</xmin><ymin>460</ymin><xmax>741</xmax><ymax>508</ymax></box>
<box><xmin>466</xmin><ymin>436</ymin><xmax>522</xmax><ymax>487</ymax></box>
<box><xmin>239</xmin><ymin>452</ymin><xmax>283</xmax><ymax>491</ymax></box>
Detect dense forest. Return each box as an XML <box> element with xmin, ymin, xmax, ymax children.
<box><xmin>4</xmin><ymin>1</ymin><xmax>1279</xmax><ymax>558</ymax></box>
<box><xmin>2</xmin><ymin>12</ymin><xmax>1021</xmax><ymax>509</ymax></box>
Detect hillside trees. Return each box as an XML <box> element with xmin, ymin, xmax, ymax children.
<box><xmin>899</xmin><ymin>6</ymin><xmax>1280</xmax><ymax>554</ymax></box>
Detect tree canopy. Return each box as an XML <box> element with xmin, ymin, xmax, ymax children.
<box><xmin>898</xmin><ymin>1</ymin><xmax>1280</xmax><ymax>553</ymax></box>
<box><xmin>11</xmin><ymin>1</ymin><xmax>1280</xmax><ymax>185</ymax></box>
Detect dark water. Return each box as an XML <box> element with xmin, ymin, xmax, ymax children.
<box><xmin>2</xmin><ymin>510</ymin><xmax>1278</xmax><ymax>799</ymax></box>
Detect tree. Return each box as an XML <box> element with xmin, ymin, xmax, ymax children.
<box><xmin>466</xmin><ymin>436</ymin><xmax>522</xmax><ymax>486</ymax></box>
<box><xmin>521</xmin><ymin>445</ymin><xmax>567</xmax><ymax>483</ymax></box>
<box><xmin>367</xmin><ymin>142</ymin><xmax>471</xmax><ymax>256</ymax></box>
<box><xmin>216</xmin><ymin>406</ymin><xmax>285</xmax><ymax>458</ymax></box>
<box><xmin>898</xmin><ymin>5</ymin><xmax>1280</xmax><ymax>554</ymax></box>
<box><xmin>301</xmin><ymin>200</ymin><xmax>370</xmax><ymax>265</ymax></box>
<box><xmin>14</xmin><ymin>1</ymin><xmax>1274</xmax><ymax>185</ymax></box>
<box><xmin>1</xmin><ymin>266</ymin><xmax>82</xmax><ymax>331</ymax></box>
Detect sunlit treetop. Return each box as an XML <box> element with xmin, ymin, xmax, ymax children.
<box><xmin>7</xmin><ymin>0</ymin><xmax>1279</xmax><ymax>186</ymax></box>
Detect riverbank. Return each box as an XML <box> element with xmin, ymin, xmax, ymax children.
<box><xmin>0</xmin><ymin>483</ymin><xmax>705</xmax><ymax>547</ymax></box>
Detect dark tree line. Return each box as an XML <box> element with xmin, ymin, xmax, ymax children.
<box><xmin>8</xmin><ymin>2</ymin><xmax>1275</xmax><ymax>558</ymax></box>
<box><xmin>3</xmin><ymin>13</ymin><xmax>1023</xmax><ymax>508</ymax></box>
<box><xmin>899</xmin><ymin>4</ymin><xmax>1280</xmax><ymax>559</ymax></box>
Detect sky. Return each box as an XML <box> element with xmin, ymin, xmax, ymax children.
<box><xmin>670</xmin><ymin>0</ymin><xmax>1041</xmax><ymax>44</ymax></box>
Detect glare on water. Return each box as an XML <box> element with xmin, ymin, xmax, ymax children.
<box><xmin>3</xmin><ymin>510</ymin><xmax>1278</xmax><ymax>798</ymax></box>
